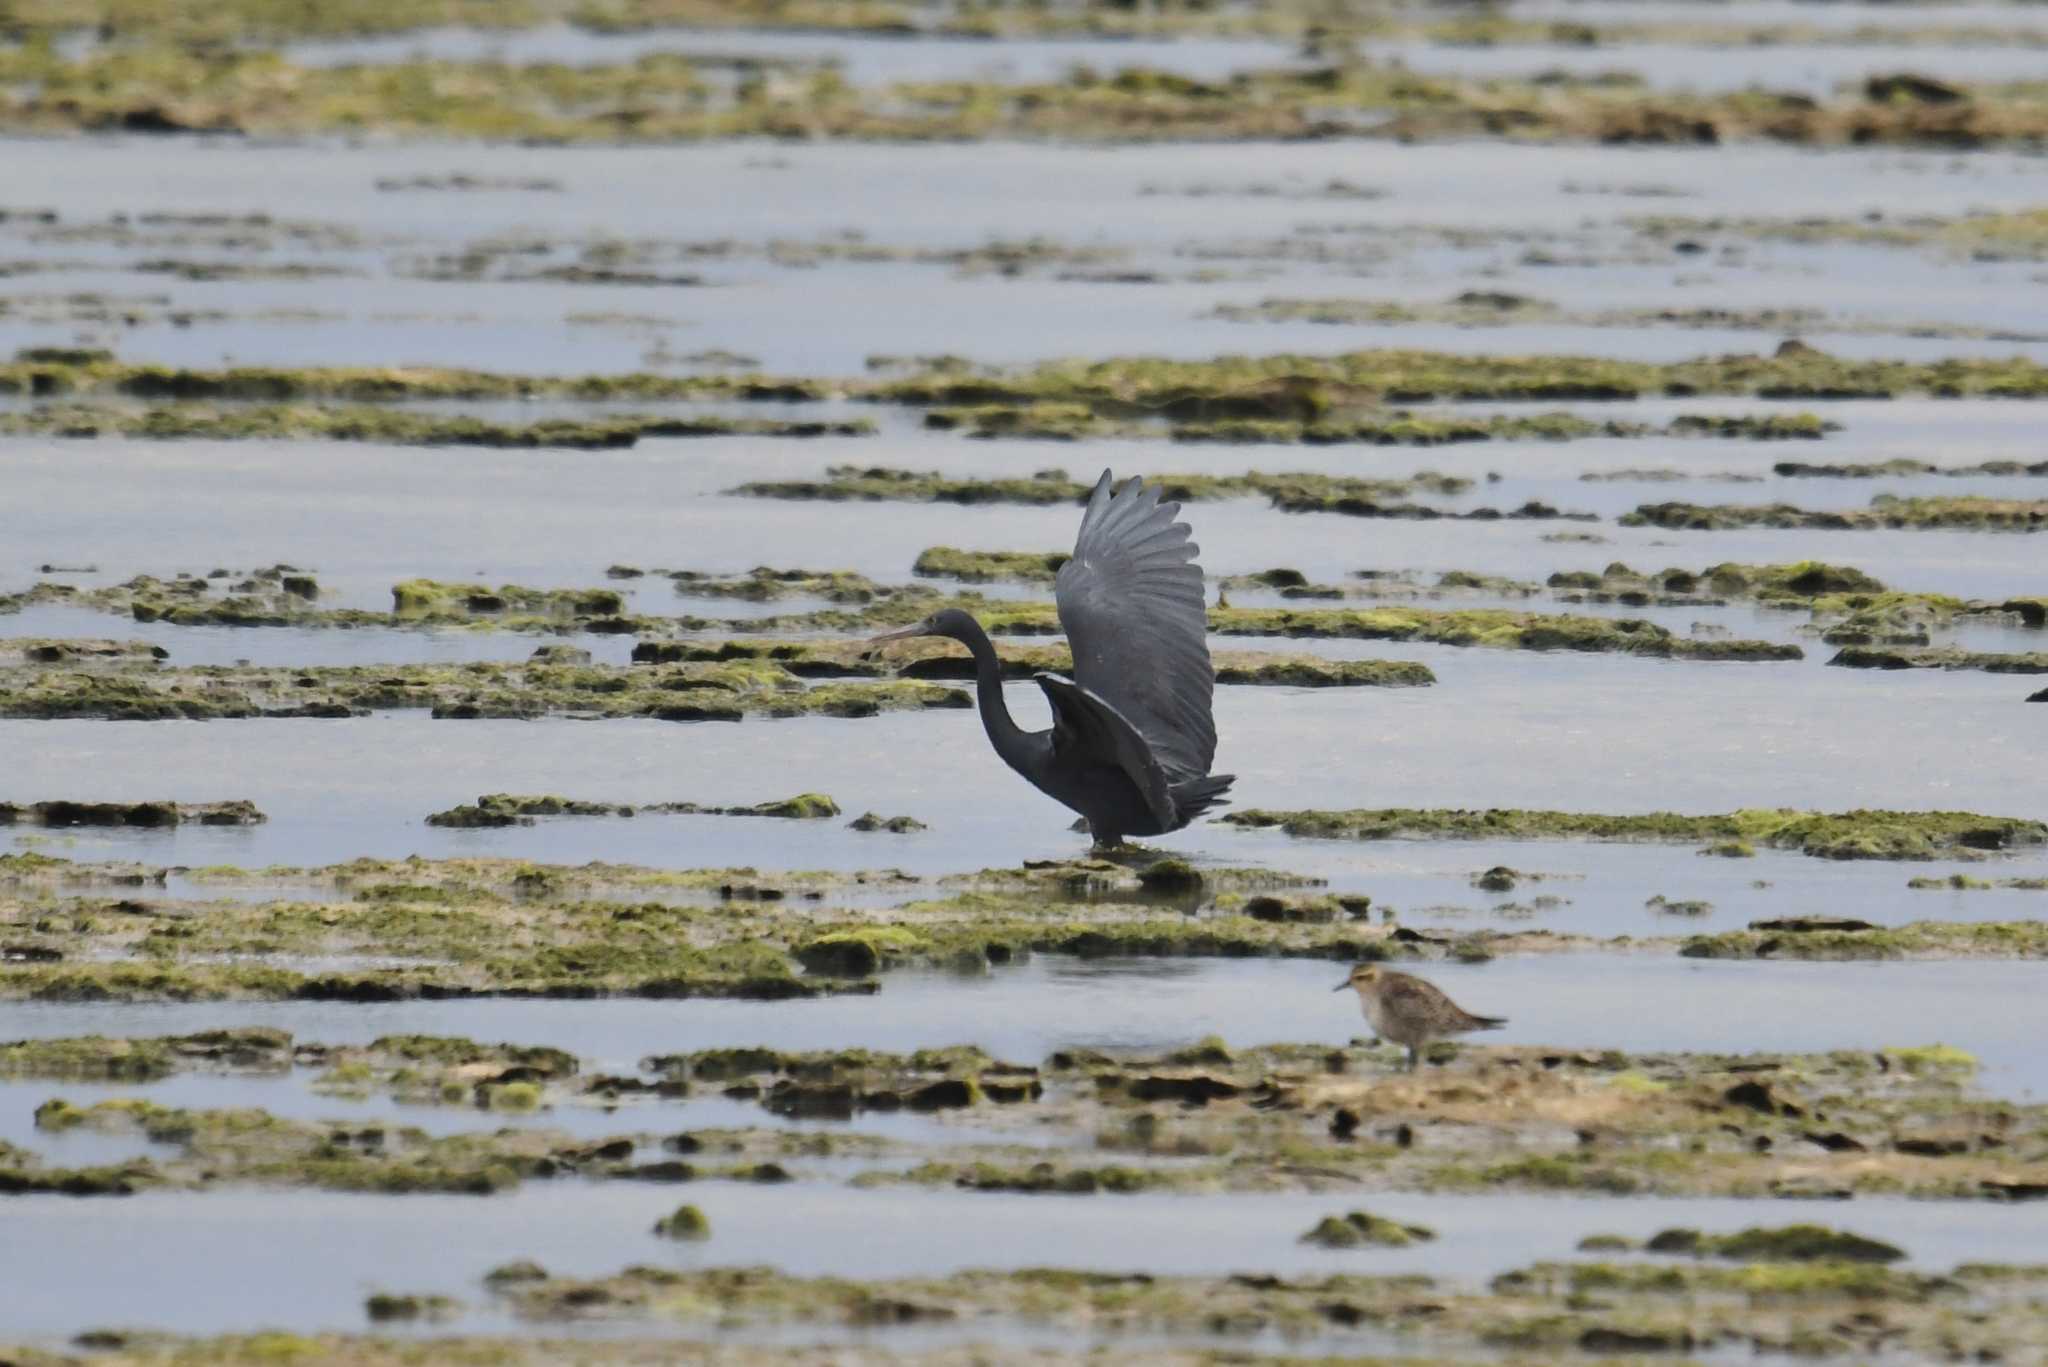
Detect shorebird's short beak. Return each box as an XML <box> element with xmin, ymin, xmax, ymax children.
<box><xmin>1331</xmin><ymin>980</ymin><xmax>1350</xmax><ymax>992</ymax></box>
<box><xmin>865</xmin><ymin>622</ymin><xmax>927</xmax><ymax>648</ymax></box>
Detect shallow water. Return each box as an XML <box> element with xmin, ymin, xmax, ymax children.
<box><xmin>6</xmin><ymin>397</ymin><xmax>2048</xmax><ymax>610</ymax></box>
<box><xmin>5</xmin><ymin>1181</ymin><xmax>2041</xmax><ymax>1340</ymax></box>
<box><xmin>3</xmin><ymin>624</ymin><xmax>2041</xmax><ymax>870</ymax></box>
<box><xmin>3</xmin><ymin>136</ymin><xmax>2046</xmax><ymax>378</ymax></box>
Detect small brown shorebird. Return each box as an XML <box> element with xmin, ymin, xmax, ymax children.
<box><xmin>1334</xmin><ymin>963</ymin><xmax>1507</xmax><ymax>1071</ymax></box>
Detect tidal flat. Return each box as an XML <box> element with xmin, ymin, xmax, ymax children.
<box><xmin>4</xmin><ymin>8</ymin><xmax>2048</xmax><ymax>1361</ymax></box>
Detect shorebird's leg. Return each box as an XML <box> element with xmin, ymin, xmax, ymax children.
<box><xmin>1405</xmin><ymin>1044</ymin><xmax>1420</xmax><ymax>1073</ymax></box>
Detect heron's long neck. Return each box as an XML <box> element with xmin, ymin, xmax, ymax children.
<box><xmin>949</xmin><ymin>616</ymin><xmax>1039</xmax><ymax>772</ymax></box>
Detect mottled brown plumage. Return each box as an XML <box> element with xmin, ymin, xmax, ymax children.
<box><xmin>1334</xmin><ymin>963</ymin><xmax>1507</xmax><ymax>1070</ymax></box>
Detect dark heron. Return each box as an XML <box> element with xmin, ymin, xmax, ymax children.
<box><xmin>868</xmin><ymin>469</ymin><xmax>1235</xmax><ymax>847</ymax></box>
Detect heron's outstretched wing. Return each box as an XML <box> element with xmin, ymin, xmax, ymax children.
<box><xmin>1054</xmin><ymin>471</ymin><xmax>1216</xmax><ymax>781</ymax></box>
<box><xmin>1034</xmin><ymin>673</ymin><xmax>1178</xmax><ymax>832</ymax></box>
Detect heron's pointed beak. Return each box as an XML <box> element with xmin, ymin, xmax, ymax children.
<box><xmin>865</xmin><ymin>622</ymin><xmax>928</xmax><ymax>648</ymax></box>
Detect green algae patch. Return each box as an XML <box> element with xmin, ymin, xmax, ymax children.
<box><xmin>1626</xmin><ymin>495</ymin><xmax>2048</xmax><ymax>532</ymax></box>
<box><xmin>794</xmin><ymin>927</ymin><xmax>929</xmax><ymax>977</ymax></box>
<box><xmin>848</xmin><ymin>812</ymin><xmax>927</xmax><ymax>833</ymax></box>
<box><xmin>0</xmin><ymin>660</ymin><xmax>968</xmax><ymax>723</ymax></box>
<box><xmin>0</xmin><ymin>1158</ymin><xmax>161</xmax><ymax>1196</ymax></box>
<box><xmin>1646</xmin><ymin>1224</ymin><xmax>1905</xmax><ymax>1263</ymax></box>
<box><xmin>655</xmin><ymin>634</ymin><xmax>1436</xmax><ymax>688</ymax></box>
<box><xmin>873</xmin><ymin>347</ymin><xmax>2048</xmax><ymax>411</ymax></box>
<box><xmin>1779</xmin><ymin>456</ymin><xmax>2048</xmax><ymax>479</ymax></box>
<box><xmin>5</xmin><ymin>568</ymin><xmax>659</xmax><ymax>635</ymax></box>
<box><xmin>1224</xmin><ymin>807</ymin><xmax>2047</xmax><ymax>860</ymax></box>
<box><xmin>644</xmin><ymin>1044</ymin><xmax>1027</xmax><ymax>1119</ymax></box>
<box><xmin>0</xmin><ymin>403</ymin><xmax>870</xmax><ymax>448</ymax></box>
<box><xmin>0</xmin><ymin>939</ymin><xmax>831</xmax><ymax>1006</ymax></box>
<box><xmin>1680</xmin><ymin>920</ymin><xmax>2048</xmax><ymax>961</ymax></box>
<box><xmin>1884</xmin><ymin>1045</ymin><xmax>1981</xmax><ymax>1077</ymax></box>
<box><xmin>652</xmin><ymin>1203</ymin><xmax>710</xmax><ymax>1240</ymax></box>
<box><xmin>0</xmin><ymin>799</ymin><xmax>263</xmax><ymax>827</ymax></box>
<box><xmin>363</xmin><ymin>1293</ymin><xmax>460</xmax><ymax>1323</ymax></box>
<box><xmin>913</xmin><ymin>547</ymin><xmax>1070</xmax><ymax>583</ymax></box>
<box><xmin>391</xmin><ymin>580</ymin><xmax>625</xmax><ymax>620</ymax></box>
<box><xmin>0</xmin><ymin>351</ymin><xmax>839</xmax><ymax>405</ymax></box>
<box><xmin>1830</xmin><ymin>645</ymin><xmax>2048</xmax><ymax>674</ymax></box>
<box><xmin>12</xmin><ymin>348</ymin><xmax>2048</xmax><ymax>425</ymax></box>
<box><xmin>425</xmin><ymin>792</ymin><xmax>841</xmax><ymax>827</ymax></box>
<box><xmin>885</xmin><ymin>1159</ymin><xmax>1180</xmax><ymax>1194</ymax></box>
<box><xmin>1214</xmin><ymin>294</ymin><xmax>2041</xmax><ymax>354</ymax></box>
<box><xmin>4</xmin><ymin>35</ymin><xmax>2048</xmax><ymax>150</ymax></box>
<box><xmin>733</xmin><ymin>465</ymin><xmax>1479</xmax><ymax>510</ymax></box>
<box><xmin>1</xmin><ymin>638</ymin><xmax>166</xmax><ymax>665</ymax></box>
<box><xmin>13</xmin><ymin>1097</ymin><xmax>679</xmax><ymax>1195</ymax></box>
<box><xmin>1303</xmin><ymin>1210</ymin><xmax>1436</xmax><ymax>1248</ymax></box>
<box><xmin>1196</xmin><ymin>604</ymin><xmax>1796</xmax><ymax>661</ymax></box>
<box><xmin>665</xmin><ymin>567</ymin><xmax>890</xmax><ymax>604</ymax></box>
<box><xmin>1909</xmin><ymin>874</ymin><xmax>2048</xmax><ymax>892</ymax></box>
<box><xmin>0</xmin><ymin>1028</ymin><xmax>289</xmax><ymax>1081</ymax></box>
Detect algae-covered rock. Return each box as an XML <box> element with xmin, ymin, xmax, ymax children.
<box><xmin>795</xmin><ymin>928</ymin><xmax>927</xmax><ymax>977</ymax></box>
<box><xmin>483</xmin><ymin>1260</ymin><xmax>550</xmax><ymax>1286</ymax></box>
<box><xmin>1302</xmin><ymin>1210</ymin><xmax>1437</xmax><ymax>1248</ymax></box>
<box><xmin>0</xmin><ymin>1030</ymin><xmax>289</xmax><ymax>1081</ymax></box>
<box><xmin>745</xmin><ymin>793</ymin><xmax>840</xmax><ymax>819</ymax></box>
<box><xmin>0</xmin><ymin>659</ymin><xmax>965</xmax><ymax>723</ymax></box>
<box><xmin>848</xmin><ymin>812</ymin><xmax>927</xmax><ymax>832</ymax></box>
<box><xmin>1626</xmin><ymin>496</ymin><xmax>2048</xmax><ymax>533</ymax></box>
<box><xmin>1138</xmin><ymin>858</ymin><xmax>1203</xmax><ymax>893</ymax></box>
<box><xmin>427</xmin><ymin>792</ymin><xmax>842</xmax><ymax>825</ymax></box>
<box><xmin>1830</xmin><ymin>646</ymin><xmax>2048</xmax><ymax>674</ymax></box>
<box><xmin>912</xmin><ymin>547</ymin><xmax>1070</xmax><ymax>583</ymax></box>
<box><xmin>0</xmin><ymin>799</ymin><xmax>264</xmax><ymax>827</ymax></box>
<box><xmin>1223</xmin><ymin>805</ymin><xmax>2047</xmax><ymax>860</ymax></box>
<box><xmin>1646</xmin><ymin>1224</ymin><xmax>1904</xmax><ymax>1264</ymax></box>
<box><xmin>364</xmin><ymin>1293</ymin><xmax>460</xmax><ymax>1322</ymax></box>
<box><xmin>1680</xmin><ymin>920</ymin><xmax>2048</xmax><ymax>960</ymax></box>
<box><xmin>653</xmin><ymin>1204</ymin><xmax>711</xmax><ymax>1240</ymax></box>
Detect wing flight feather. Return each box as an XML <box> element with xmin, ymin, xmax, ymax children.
<box><xmin>1053</xmin><ymin>471</ymin><xmax>1218</xmax><ymax>782</ymax></box>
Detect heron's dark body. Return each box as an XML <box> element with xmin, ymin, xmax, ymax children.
<box><xmin>949</xmin><ymin>630</ymin><xmax>1232</xmax><ymax>841</ymax></box>
<box><xmin>878</xmin><ymin>472</ymin><xmax>1235</xmax><ymax>847</ymax></box>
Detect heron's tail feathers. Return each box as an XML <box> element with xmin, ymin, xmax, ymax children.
<box><xmin>1170</xmin><ymin>772</ymin><xmax>1235</xmax><ymax>827</ymax></box>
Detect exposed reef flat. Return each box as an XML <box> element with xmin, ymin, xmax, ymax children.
<box><xmin>1223</xmin><ymin>808</ymin><xmax>2048</xmax><ymax>861</ymax></box>
<box><xmin>1623</xmin><ymin>497</ymin><xmax>2048</xmax><ymax>532</ymax></box>
<box><xmin>0</xmin><ymin>660</ymin><xmax>967</xmax><ymax>722</ymax></box>
<box><xmin>3</xmin><ymin>1032</ymin><xmax>2041</xmax><ymax>1204</ymax></box>
<box><xmin>6</xmin><ymin>851</ymin><xmax>2048</xmax><ymax>1005</ymax></box>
